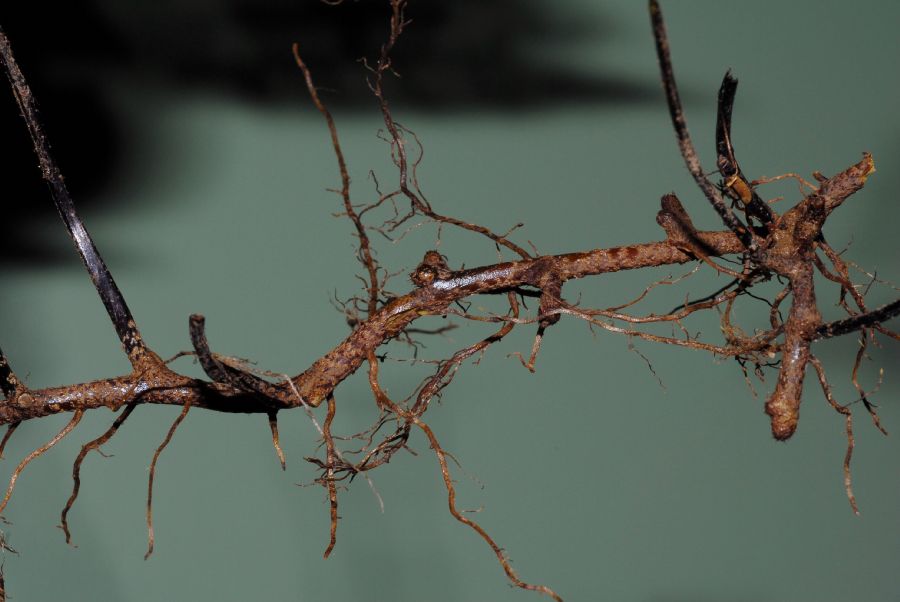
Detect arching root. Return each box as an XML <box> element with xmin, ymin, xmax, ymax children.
<box><xmin>0</xmin><ymin>424</ymin><xmax>20</xmax><ymax>460</ymax></box>
<box><xmin>0</xmin><ymin>411</ymin><xmax>84</xmax><ymax>516</ymax></box>
<box><xmin>809</xmin><ymin>356</ymin><xmax>858</xmax><ymax>514</ymax></box>
<box><xmin>60</xmin><ymin>402</ymin><xmax>137</xmax><ymax>544</ymax></box>
<box><xmin>145</xmin><ymin>402</ymin><xmax>191</xmax><ymax>560</ymax></box>
<box><xmin>414</xmin><ymin>418</ymin><xmax>563</xmax><ymax>602</ymax></box>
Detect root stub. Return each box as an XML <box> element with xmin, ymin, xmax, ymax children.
<box><xmin>0</xmin><ymin>1</ymin><xmax>896</xmax><ymax>601</ymax></box>
<box><xmin>765</xmin><ymin>403</ymin><xmax>800</xmax><ymax>441</ymax></box>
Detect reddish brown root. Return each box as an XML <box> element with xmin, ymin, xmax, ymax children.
<box><xmin>809</xmin><ymin>356</ymin><xmax>858</xmax><ymax>514</ymax></box>
<box><xmin>293</xmin><ymin>43</ymin><xmax>380</xmax><ymax>316</ymax></box>
<box><xmin>414</xmin><ymin>419</ymin><xmax>563</xmax><ymax>602</ymax></box>
<box><xmin>751</xmin><ymin>172</ymin><xmax>819</xmax><ymax>195</ymax></box>
<box><xmin>322</xmin><ymin>395</ymin><xmax>339</xmax><ymax>559</ymax></box>
<box><xmin>512</xmin><ymin>326</ymin><xmax>545</xmax><ymax>373</ymax></box>
<box><xmin>0</xmin><ymin>411</ymin><xmax>84</xmax><ymax>516</ymax></box>
<box><xmin>60</xmin><ymin>402</ymin><xmax>137</xmax><ymax>544</ymax></box>
<box><xmin>850</xmin><ymin>337</ymin><xmax>888</xmax><ymax>436</ymax></box>
<box><xmin>0</xmin><ymin>3</ymin><xmax>894</xmax><ymax>599</ymax></box>
<box><xmin>0</xmin><ymin>423</ymin><xmax>20</xmax><ymax>459</ymax></box>
<box><xmin>145</xmin><ymin>402</ymin><xmax>192</xmax><ymax>560</ymax></box>
<box><xmin>267</xmin><ymin>411</ymin><xmax>287</xmax><ymax>470</ymax></box>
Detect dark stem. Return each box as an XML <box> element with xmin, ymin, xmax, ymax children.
<box><xmin>0</xmin><ymin>346</ymin><xmax>21</xmax><ymax>398</ymax></box>
<box><xmin>648</xmin><ymin>0</ymin><xmax>753</xmax><ymax>248</ymax></box>
<box><xmin>188</xmin><ymin>314</ymin><xmax>287</xmax><ymax>406</ymax></box>
<box><xmin>815</xmin><ymin>299</ymin><xmax>900</xmax><ymax>340</ymax></box>
<box><xmin>0</xmin><ymin>28</ymin><xmax>152</xmax><ymax>367</ymax></box>
<box><xmin>715</xmin><ymin>72</ymin><xmax>775</xmax><ymax>227</ymax></box>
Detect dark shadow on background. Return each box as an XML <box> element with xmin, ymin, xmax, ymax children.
<box><xmin>0</xmin><ymin>0</ymin><xmax>657</xmax><ymax>266</ymax></box>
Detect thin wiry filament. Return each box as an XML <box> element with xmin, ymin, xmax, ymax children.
<box><xmin>0</xmin><ymin>411</ymin><xmax>84</xmax><ymax>515</ymax></box>
<box><xmin>145</xmin><ymin>403</ymin><xmax>191</xmax><ymax>560</ymax></box>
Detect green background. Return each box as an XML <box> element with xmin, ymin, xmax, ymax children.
<box><xmin>2</xmin><ymin>1</ymin><xmax>899</xmax><ymax>600</ymax></box>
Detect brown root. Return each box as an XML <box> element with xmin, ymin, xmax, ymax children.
<box><xmin>415</xmin><ymin>418</ymin><xmax>563</xmax><ymax>602</ymax></box>
<box><xmin>0</xmin><ymin>411</ymin><xmax>84</xmax><ymax>516</ymax></box>
<box><xmin>60</xmin><ymin>402</ymin><xmax>137</xmax><ymax>544</ymax></box>
<box><xmin>0</xmin><ymin>424</ymin><xmax>19</xmax><ymax>460</ymax></box>
<box><xmin>321</xmin><ymin>395</ymin><xmax>339</xmax><ymax>559</ymax></box>
<box><xmin>145</xmin><ymin>402</ymin><xmax>192</xmax><ymax>560</ymax></box>
<box><xmin>267</xmin><ymin>411</ymin><xmax>287</xmax><ymax>471</ymax></box>
<box><xmin>809</xmin><ymin>356</ymin><xmax>858</xmax><ymax>514</ymax></box>
<box><xmin>0</xmin><ymin>2</ymin><xmax>896</xmax><ymax>600</ymax></box>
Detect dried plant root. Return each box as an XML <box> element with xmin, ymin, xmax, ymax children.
<box><xmin>0</xmin><ymin>411</ymin><xmax>84</xmax><ymax>515</ymax></box>
<box><xmin>145</xmin><ymin>402</ymin><xmax>191</xmax><ymax>560</ymax></box>
<box><xmin>809</xmin><ymin>356</ymin><xmax>857</xmax><ymax>514</ymax></box>
<box><xmin>0</xmin><ymin>424</ymin><xmax>19</xmax><ymax>460</ymax></box>
<box><xmin>322</xmin><ymin>395</ymin><xmax>338</xmax><ymax>559</ymax></box>
<box><xmin>415</xmin><ymin>419</ymin><xmax>562</xmax><ymax>602</ymax></box>
<box><xmin>267</xmin><ymin>411</ymin><xmax>287</xmax><ymax>470</ymax></box>
<box><xmin>60</xmin><ymin>403</ymin><xmax>137</xmax><ymax>544</ymax></box>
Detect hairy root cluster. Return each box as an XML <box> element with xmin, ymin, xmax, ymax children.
<box><xmin>0</xmin><ymin>1</ymin><xmax>897</xmax><ymax>601</ymax></box>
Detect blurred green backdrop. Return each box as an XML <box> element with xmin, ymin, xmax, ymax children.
<box><xmin>1</xmin><ymin>1</ymin><xmax>899</xmax><ymax>601</ymax></box>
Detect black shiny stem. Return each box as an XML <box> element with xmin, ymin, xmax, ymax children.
<box><xmin>0</xmin><ymin>345</ymin><xmax>21</xmax><ymax>398</ymax></box>
<box><xmin>815</xmin><ymin>300</ymin><xmax>900</xmax><ymax>341</ymax></box>
<box><xmin>0</xmin><ymin>27</ymin><xmax>148</xmax><ymax>365</ymax></box>
<box><xmin>648</xmin><ymin>0</ymin><xmax>753</xmax><ymax>249</ymax></box>
<box><xmin>715</xmin><ymin>72</ymin><xmax>774</xmax><ymax>227</ymax></box>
